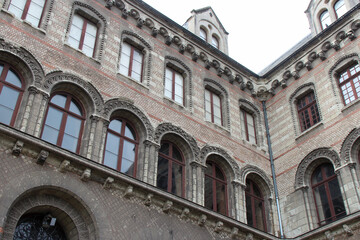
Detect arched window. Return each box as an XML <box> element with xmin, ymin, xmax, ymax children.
<box><xmin>41</xmin><ymin>93</ymin><xmax>85</xmax><ymax>153</ymax></box>
<box><xmin>8</xmin><ymin>0</ymin><xmax>46</xmax><ymax>27</ymax></box>
<box><xmin>14</xmin><ymin>213</ymin><xmax>66</xmax><ymax>240</ymax></box>
<box><xmin>337</xmin><ymin>63</ymin><xmax>360</xmax><ymax>105</ymax></box>
<box><xmin>200</xmin><ymin>28</ymin><xmax>207</xmax><ymax>41</ymax></box>
<box><xmin>211</xmin><ymin>35</ymin><xmax>219</xmax><ymax>49</ymax></box>
<box><xmin>320</xmin><ymin>10</ymin><xmax>331</xmax><ymax>30</ymax></box>
<box><xmin>297</xmin><ymin>91</ymin><xmax>320</xmax><ymax>131</ymax></box>
<box><xmin>204</xmin><ymin>161</ymin><xmax>228</xmax><ymax>215</ymax></box>
<box><xmin>0</xmin><ymin>63</ymin><xmax>24</xmax><ymax>126</ymax></box>
<box><xmin>103</xmin><ymin>119</ymin><xmax>138</xmax><ymax>177</ymax></box>
<box><xmin>246</xmin><ymin>179</ymin><xmax>267</xmax><ymax>231</ymax></box>
<box><xmin>157</xmin><ymin>142</ymin><xmax>185</xmax><ymax>197</ymax></box>
<box><xmin>334</xmin><ymin>0</ymin><xmax>347</xmax><ymax>19</ymax></box>
<box><xmin>311</xmin><ymin>163</ymin><xmax>346</xmax><ymax>225</ymax></box>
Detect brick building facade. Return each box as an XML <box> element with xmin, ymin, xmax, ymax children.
<box><xmin>0</xmin><ymin>0</ymin><xmax>359</xmax><ymax>239</ymax></box>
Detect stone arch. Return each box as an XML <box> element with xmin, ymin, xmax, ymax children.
<box><xmin>103</xmin><ymin>98</ymin><xmax>154</xmax><ymax>141</ymax></box>
<box><xmin>340</xmin><ymin>127</ymin><xmax>360</xmax><ymax>164</ymax></box>
<box><xmin>294</xmin><ymin>147</ymin><xmax>341</xmax><ymax>189</ymax></box>
<box><xmin>0</xmin><ymin>38</ymin><xmax>45</xmax><ymax>87</ymax></box>
<box><xmin>154</xmin><ymin>122</ymin><xmax>199</xmax><ymax>162</ymax></box>
<box><xmin>43</xmin><ymin>71</ymin><xmax>104</xmax><ymax>114</ymax></box>
<box><xmin>66</xmin><ymin>1</ymin><xmax>108</xmax><ymax>60</ymax></box>
<box><xmin>239</xmin><ymin>165</ymin><xmax>274</xmax><ymax>196</ymax></box>
<box><xmin>0</xmin><ymin>170</ymin><xmax>111</xmax><ymax>240</ymax></box>
<box><xmin>164</xmin><ymin>56</ymin><xmax>193</xmax><ymax>111</ymax></box>
<box><xmin>200</xmin><ymin>145</ymin><xmax>239</xmax><ymax>180</ymax></box>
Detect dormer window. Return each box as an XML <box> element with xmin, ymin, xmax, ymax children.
<box><xmin>320</xmin><ymin>10</ymin><xmax>331</xmax><ymax>30</ymax></box>
<box><xmin>211</xmin><ymin>35</ymin><xmax>219</xmax><ymax>48</ymax></box>
<box><xmin>334</xmin><ymin>0</ymin><xmax>346</xmax><ymax>19</ymax></box>
<box><xmin>200</xmin><ymin>28</ymin><xmax>207</xmax><ymax>41</ymax></box>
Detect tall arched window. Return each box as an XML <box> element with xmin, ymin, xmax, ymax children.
<box><xmin>334</xmin><ymin>0</ymin><xmax>346</xmax><ymax>19</ymax></box>
<box><xmin>211</xmin><ymin>35</ymin><xmax>219</xmax><ymax>49</ymax></box>
<box><xmin>204</xmin><ymin>161</ymin><xmax>228</xmax><ymax>215</ymax></box>
<box><xmin>200</xmin><ymin>28</ymin><xmax>207</xmax><ymax>41</ymax></box>
<box><xmin>320</xmin><ymin>10</ymin><xmax>331</xmax><ymax>30</ymax></box>
<box><xmin>41</xmin><ymin>93</ymin><xmax>85</xmax><ymax>153</ymax></box>
<box><xmin>0</xmin><ymin>63</ymin><xmax>24</xmax><ymax>126</ymax></box>
<box><xmin>311</xmin><ymin>163</ymin><xmax>346</xmax><ymax>225</ymax></box>
<box><xmin>103</xmin><ymin>119</ymin><xmax>138</xmax><ymax>177</ymax></box>
<box><xmin>157</xmin><ymin>142</ymin><xmax>185</xmax><ymax>197</ymax></box>
<box><xmin>246</xmin><ymin>179</ymin><xmax>267</xmax><ymax>231</ymax></box>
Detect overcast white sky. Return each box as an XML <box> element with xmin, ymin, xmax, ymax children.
<box><xmin>142</xmin><ymin>0</ymin><xmax>312</xmax><ymax>74</ymax></box>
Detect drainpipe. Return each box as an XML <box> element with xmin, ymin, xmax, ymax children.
<box><xmin>262</xmin><ymin>101</ymin><xmax>284</xmax><ymax>239</ymax></box>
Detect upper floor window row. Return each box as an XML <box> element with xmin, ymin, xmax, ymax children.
<box><xmin>338</xmin><ymin>63</ymin><xmax>360</xmax><ymax>105</ymax></box>
<box><xmin>8</xmin><ymin>0</ymin><xmax>46</xmax><ymax>27</ymax></box>
<box><xmin>319</xmin><ymin>0</ymin><xmax>347</xmax><ymax>30</ymax></box>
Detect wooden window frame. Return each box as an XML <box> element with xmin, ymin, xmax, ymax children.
<box><xmin>0</xmin><ymin>62</ymin><xmax>24</xmax><ymax>126</ymax></box>
<box><xmin>245</xmin><ymin>179</ymin><xmax>267</xmax><ymax>231</ymax></box>
<box><xmin>40</xmin><ymin>92</ymin><xmax>85</xmax><ymax>154</ymax></box>
<box><xmin>311</xmin><ymin>164</ymin><xmax>346</xmax><ymax>225</ymax></box>
<box><xmin>157</xmin><ymin>141</ymin><xmax>185</xmax><ymax>197</ymax></box>
<box><xmin>297</xmin><ymin>91</ymin><xmax>320</xmax><ymax>132</ymax></box>
<box><xmin>337</xmin><ymin>63</ymin><xmax>360</xmax><ymax>105</ymax></box>
<box><xmin>103</xmin><ymin>118</ymin><xmax>139</xmax><ymax>177</ymax></box>
<box><xmin>165</xmin><ymin>67</ymin><xmax>184</xmax><ymax>105</ymax></box>
<box><xmin>241</xmin><ymin>109</ymin><xmax>257</xmax><ymax>144</ymax></box>
<box><xmin>205</xmin><ymin>161</ymin><xmax>228</xmax><ymax>215</ymax></box>
<box><xmin>120</xmin><ymin>42</ymin><xmax>145</xmax><ymax>82</ymax></box>
<box><xmin>8</xmin><ymin>0</ymin><xmax>47</xmax><ymax>27</ymax></box>
<box><xmin>205</xmin><ymin>89</ymin><xmax>223</xmax><ymax>126</ymax></box>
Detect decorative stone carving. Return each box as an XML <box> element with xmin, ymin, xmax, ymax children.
<box><xmin>230</xmin><ymin>227</ymin><xmax>239</xmax><ymax>239</ymax></box>
<box><xmin>198</xmin><ymin>214</ymin><xmax>207</xmax><ymax>226</ymax></box>
<box><xmin>154</xmin><ymin>122</ymin><xmax>200</xmax><ymax>161</ymax></box>
<box><xmin>336</xmin><ymin>31</ymin><xmax>346</xmax><ymax>42</ymax></box>
<box><xmin>181</xmin><ymin>208</ymin><xmax>190</xmax><ymax>219</ymax></box>
<box><xmin>347</xmin><ymin>30</ymin><xmax>356</xmax><ymax>40</ymax></box>
<box><xmin>324</xmin><ymin>230</ymin><xmax>334</xmax><ymax>240</ymax></box>
<box><xmin>130</xmin><ymin>9</ymin><xmax>139</xmax><ymax>19</ymax></box>
<box><xmin>123</xmin><ymin>185</ymin><xmax>134</xmax><ymax>198</ymax></box>
<box><xmin>172</xmin><ymin>36</ymin><xmax>181</xmax><ymax>45</ymax></box>
<box><xmin>165</xmin><ymin>36</ymin><xmax>172</xmax><ymax>45</ymax></box>
<box><xmin>212</xmin><ymin>60</ymin><xmax>220</xmax><ymax>69</ymax></box>
<box><xmin>199</xmin><ymin>52</ymin><xmax>208</xmax><ymax>61</ymax></box>
<box><xmin>351</xmin><ymin>19</ymin><xmax>360</xmax><ymax>31</ymax></box>
<box><xmin>340</xmin><ymin>127</ymin><xmax>360</xmax><ymax>163</ymax></box>
<box><xmin>281</xmin><ymin>79</ymin><xmax>287</xmax><ymax>88</ymax></box>
<box><xmin>162</xmin><ymin>200</ymin><xmax>173</xmax><ymax>213</ymax></box>
<box><xmin>246</xmin><ymin>81</ymin><xmax>253</xmax><ymax>90</ymax></box>
<box><xmin>292</xmin><ymin>71</ymin><xmax>300</xmax><ymax>80</ymax></box>
<box><xmin>318</xmin><ymin>51</ymin><xmax>326</xmax><ymax>61</ymax></box>
<box><xmin>235</xmin><ymin>74</ymin><xmax>243</xmax><ymax>83</ymax></box>
<box><xmin>0</xmin><ymin>38</ymin><xmax>44</xmax><ymax>87</ymax></box>
<box><xmin>332</xmin><ymin>41</ymin><xmax>340</xmax><ymax>51</ymax></box>
<box><xmin>103</xmin><ymin>98</ymin><xmax>154</xmax><ymax>140</ymax></box>
<box><xmin>217</xmin><ymin>68</ymin><xmax>223</xmax><ymax>77</ymax></box>
<box><xmin>295</xmin><ymin>61</ymin><xmax>304</xmax><ymax>71</ymax></box>
<box><xmin>151</xmin><ymin>28</ymin><xmax>158</xmax><ymax>37</ymax></box>
<box><xmin>114</xmin><ymin>0</ymin><xmax>125</xmax><ymax>10</ymax></box>
<box><xmin>343</xmin><ymin>224</ymin><xmax>353</xmax><ymax>236</ymax></box>
<box><xmin>321</xmin><ymin>41</ymin><xmax>332</xmax><ymax>52</ymax></box>
<box><xmin>239</xmin><ymin>165</ymin><xmax>274</xmax><ymax>194</ymax></box>
<box><xmin>103</xmin><ymin>177</ymin><xmax>114</xmax><ymax>189</ymax></box>
<box><xmin>59</xmin><ymin>160</ymin><xmax>70</xmax><ymax>173</ymax></box>
<box><xmin>283</xmin><ymin>71</ymin><xmax>292</xmax><ymax>80</ymax></box>
<box><xmin>246</xmin><ymin>233</ymin><xmax>254</xmax><ymax>240</ymax></box>
<box><xmin>186</xmin><ymin>44</ymin><xmax>195</xmax><ymax>54</ymax></box>
<box><xmin>144</xmin><ymin>193</ymin><xmax>153</xmax><ymax>206</ymax></box>
<box><xmin>36</xmin><ymin>150</ymin><xmax>49</xmax><ymax>165</ymax></box>
<box><xmin>81</xmin><ymin>168</ymin><xmax>91</xmax><ymax>181</ymax></box>
<box><xmin>136</xmin><ymin>18</ymin><xmax>144</xmax><ymax>28</ymax></box>
<box><xmin>121</xmin><ymin>9</ymin><xmax>128</xmax><ymax>19</ymax></box>
<box><xmin>205</xmin><ymin>60</ymin><xmax>211</xmax><ymax>69</ymax></box>
<box><xmin>305</xmin><ymin>61</ymin><xmax>312</xmax><ymax>71</ymax></box>
<box><xmin>44</xmin><ymin>72</ymin><xmax>104</xmax><ymax>113</ymax></box>
<box><xmin>145</xmin><ymin>18</ymin><xmax>154</xmax><ymax>29</ymax></box>
<box><xmin>12</xmin><ymin>140</ymin><xmax>24</xmax><ymax>156</ymax></box>
<box><xmin>192</xmin><ymin>52</ymin><xmax>199</xmax><ymax>62</ymax></box>
<box><xmin>200</xmin><ymin>145</ymin><xmax>240</xmax><ymax>179</ymax></box>
<box><xmin>159</xmin><ymin>27</ymin><xmax>168</xmax><ymax>37</ymax></box>
<box><xmin>308</xmin><ymin>52</ymin><xmax>317</xmax><ymax>62</ymax></box>
<box><xmin>178</xmin><ymin>44</ymin><xmax>185</xmax><ymax>54</ymax></box>
<box><xmin>295</xmin><ymin>148</ymin><xmax>341</xmax><ymax>189</ymax></box>
<box><xmin>105</xmin><ymin>0</ymin><xmax>113</xmax><ymax>9</ymax></box>
<box><xmin>214</xmin><ymin>221</ymin><xmax>223</xmax><ymax>233</ymax></box>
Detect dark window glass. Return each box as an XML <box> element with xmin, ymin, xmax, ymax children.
<box><xmin>13</xmin><ymin>213</ymin><xmax>66</xmax><ymax>240</ymax></box>
<box><xmin>41</xmin><ymin>93</ymin><xmax>84</xmax><ymax>153</ymax></box>
<box><xmin>297</xmin><ymin>92</ymin><xmax>320</xmax><ymax>131</ymax></box>
<box><xmin>156</xmin><ymin>142</ymin><xmax>185</xmax><ymax>197</ymax></box>
<box><xmin>311</xmin><ymin>163</ymin><xmax>346</xmax><ymax>225</ymax></box>
<box><xmin>103</xmin><ymin>119</ymin><xmax>138</xmax><ymax>177</ymax></box>
<box><xmin>338</xmin><ymin>63</ymin><xmax>360</xmax><ymax>105</ymax></box>
<box><xmin>0</xmin><ymin>63</ymin><xmax>24</xmax><ymax>126</ymax></box>
<box><xmin>245</xmin><ymin>179</ymin><xmax>267</xmax><ymax>231</ymax></box>
<box><xmin>204</xmin><ymin>161</ymin><xmax>227</xmax><ymax>215</ymax></box>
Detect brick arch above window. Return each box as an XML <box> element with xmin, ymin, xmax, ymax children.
<box><xmin>103</xmin><ymin>98</ymin><xmax>154</xmax><ymax>141</ymax></box>
<box><xmin>65</xmin><ymin>1</ymin><xmax>108</xmax><ymax>60</ymax></box>
<box><xmin>340</xmin><ymin>127</ymin><xmax>360</xmax><ymax>164</ymax></box>
<box><xmin>119</xmin><ymin>31</ymin><xmax>152</xmax><ymax>86</ymax></box>
<box><xmin>43</xmin><ymin>72</ymin><xmax>104</xmax><ymax>114</ymax></box>
<box><xmin>289</xmin><ymin>83</ymin><xmax>322</xmax><ymax>135</ymax></box>
<box><xmin>204</xmin><ymin>78</ymin><xmax>230</xmax><ymax>129</ymax></box>
<box><xmin>164</xmin><ymin>56</ymin><xmax>193</xmax><ymax>110</ymax></box>
<box><xmin>239</xmin><ymin>165</ymin><xmax>273</xmax><ymax>197</ymax></box>
<box><xmin>294</xmin><ymin>147</ymin><xmax>341</xmax><ymax>190</ymax></box>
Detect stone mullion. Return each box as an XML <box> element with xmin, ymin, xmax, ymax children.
<box><xmin>33</xmin><ymin>91</ymin><xmax>50</xmax><ymax>138</ymax></box>
<box><xmin>20</xmin><ymin>86</ymin><xmax>38</xmax><ymax>133</ymax></box>
<box><xmin>97</xmin><ymin>119</ymin><xmax>110</xmax><ymax>164</ymax></box>
<box><xmin>348</xmin><ymin>163</ymin><xmax>360</xmax><ymax>205</ymax></box>
<box><xmin>190</xmin><ymin>161</ymin><xmax>205</xmax><ymax>204</ymax></box>
<box><xmin>86</xmin><ymin>115</ymin><xmax>101</xmax><ymax>160</ymax></box>
<box><xmin>236</xmin><ymin>182</ymin><xmax>247</xmax><ymax>222</ymax></box>
<box><xmin>143</xmin><ymin>141</ymin><xmax>160</xmax><ymax>185</ymax></box>
<box><xmin>335</xmin><ymin>168</ymin><xmax>351</xmax><ymax>214</ymax></box>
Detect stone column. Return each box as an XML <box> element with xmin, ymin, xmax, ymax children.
<box><xmin>235</xmin><ymin>181</ymin><xmax>246</xmax><ymax>222</ymax></box>
<box><xmin>33</xmin><ymin>91</ymin><xmax>50</xmax><ymax>137</ymax></box>
<box><xmin>348</xmin><ymin>163</ymin><xmax>360</xmax><ymax>205</ymax></box>
<box><xmin>86</xmin><ymin>115</ymin><xmax>101</xmax><ymax>160</ymax></box>
<box><xmin>190</xmin><ymin>161</ymin><xmax>206</xmax><ymax>204</ymax></box>
<box><xmin>142</xmin><ymin>140</ymin><xmax>160</xmax><ymax>185</ymax></box>
<box><xmin>97</xmin><ymin>119</ymin><xmax>110</xmax><ymax>164</ymax></box>
<box><xmin>20</xmin><ymin>86</ymin><xmax>38</xmax><ymax>133</ymax></box>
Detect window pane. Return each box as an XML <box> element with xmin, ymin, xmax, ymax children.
<box><xmin>335</xmin><ymin>0</ymin><xmax>346</xmax><ymax>18</ymax></box>
<box><xmin>5</xmin><ymin>69</ymin><xmax>22</xmax><ymax>88</ymax></box>
<box><xmin>246</xmin><ymin>194</ymin><xmax>253</xmax><ymax>226</ymax></box>
<box><xmin>205</xmin><ymin>176</ymin><xmax>213</xmax><ymax>210</ymax></box>
<box><xmin>0</xmin><ymin>105</ymin><xmax>13</xmax><ymax>125</ymax></box>
<box><xmin>41</xmin><ymin>107</ymin><xmax>63</xmax><ymax>144</ymax></box>
<box><xmin>41</xmin><ymin>125</ymin><xmax>59</xmax><ymax>145</ymax></box>
<box><xmin>105</xmin><ymin>132</ymin><xmax>120</xmax><ymax>155</ymax></box>
<box><xmin>26</xmin><ymin>0</ymin><xmax>45</xmax><ymax>26</ymax></box>
<box><xmin>50</xmin><ymin>94</ymin><xmax>66</xmax><ymax>108</ymax></box>
<box><xmin>124</xmin><ymin>123</ymin><xmax>136</xmax><ymax>140</ymax></box>
<box><xmin>157</xmin><ymin>157</ymin><xmax>169</xmax><ymax>191</ymax></box>
<box><xmin>159</xmin><ymin>142</ymin><xmax>169</xmax><ymax>155</ymax></box>
<box><xmin>320</xmin><ymin>11</ymin><xmax>331</xmax><ymax>29</ymax></box>
<box><xmin>61</xmin><ymin>133</ymin><xmax>78</xmax><ymax>152</ymax></box>
<box><xmin>172</xmin><ymin>146</ymin><xmax>182</xmax><ymax>162</ymax></box>
<box><xmin>215</xmin><ymin>165</ymin><xmax>225</xmax><ymax>180</ymax></box>
<box><xmin>121</xmin><ymin>140</ymin><xmax>135</xmax><ymax>175</ymax></box>
<box><xmin>254</xmin><ymin>198</ymin><xmax>265</xmax><ymax>230</ymax></box>
<box><xmin>109</xmin><ymin>119</ymin><xmax>122</xmax><ymax>133</ymax></box>
<box><xmin>69</xmin><ymin>100</ymin><xmax>82</xmax><ymax>115</ymax></box>
<box><xmin>216</xmin><ymin>182</ymin><xmax>226</xmax><ymax>215</ymax></box>
<box><xmin>103</xmin><ymin>151</ymin><xmax>118</xmax><ymax>169</ymax></box>
<box><xmin>0</xmin><ymin>85</ymin><xmax>19</xmax><ymax>110</ymax></box>
<box><xmin>8</xmin><ymin>0</ymin><xmax>27</xmax><ymax>19</ymax></box>
<box><xmin>64</xmin><ymin>115</ymin><xmax>81</xmax><ymax>138</ymax></box>
<box><xmin>171</xmin><ymin>163</ymin><xmax>183</xmax><ymax>196</ymax></box>
<box><xmin>329</xmin><ymin>178</ymin><xmax>346</xmax><ymax>217</ymax></box>
<box><xmin>83</xmin><ymin>22</ymin><xmax>97</xmax><ymax>57</ymax></box>
<box><xmin>68</xmin><ymin>15</ymin><xmax>83</xmax><ymax>49</ymax></box>
<box><xmin>314</xmin><ymin>184</ymin><xmax>331</xmax><ymax>223</ymax></box>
